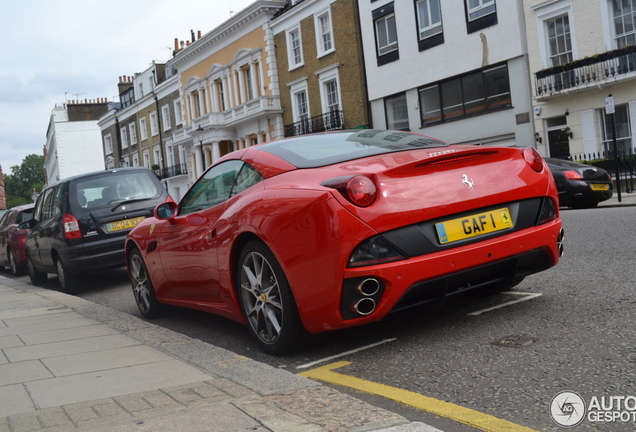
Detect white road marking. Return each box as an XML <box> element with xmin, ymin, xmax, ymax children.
<box><xmin>296</xmin><ymin>338</ymin><xmax>397</xmax><ymax>369</ymax></box>
<box><xmin>467</xmin><ymin>291</ymin><xmax>543</xmax><ymax>316</ymax></box>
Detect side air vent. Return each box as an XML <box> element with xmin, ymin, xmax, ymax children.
<box><xmin>147</xmin><ymin>241</ymin><xmax>157</xmax><ymax>253</ymax></box>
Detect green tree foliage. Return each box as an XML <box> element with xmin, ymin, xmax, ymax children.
<box><xmin>4</xmin><ymin>154</ymin><xmax>45</xmax><ymax>208</ymax></box>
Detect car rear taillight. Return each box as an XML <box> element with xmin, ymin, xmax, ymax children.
<box><xmin>13</xmin><ymin>228</ymin><xmax>29</xmax><ymax>237</ymax></box>
<box><xmin>348</xmin><ymin>235</ymin><xmax>406</xmax><ymax>268</ymax></box>
<box><xmin>63</xmin><ymin>213</ymin><xmax>82</xmax><ymax>240</ymax></box>
<box><xmin>346</xmin><ymin>176</ymin><xmax>377</xmax><ymax>207</ymax></box>
<box><xmin>321</xmin><ymin>175</ymin><xmax>378</xmax><ymax>207</ymax></box>
<box><xmin>523</xmin><ymin>147</ymin><xmax>544</xmax><ymax>173</ymax></box>
<box><xmin>537</xmin><ymin>197</ymin><xmax>557</xmax><ymax>225</ymax></box>
<box><xmin>564</xmin><ymin>170</ymin><xmax>583</xmax><ymax>180</ymax></box>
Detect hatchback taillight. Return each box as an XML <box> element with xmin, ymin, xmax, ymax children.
<box><xmin>63</xmin><ymin>213</ymin><xmax>82</xmax><ymax>240</ymax></box>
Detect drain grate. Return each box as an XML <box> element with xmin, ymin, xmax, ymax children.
<box><xmin>491</xmin><ymin>335</ymin><xmax>539</xmax><ymax>348</ymax></box>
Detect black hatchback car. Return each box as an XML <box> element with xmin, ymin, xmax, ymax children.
<box><xmin>22</xmin><ymin>168</ymin><xmax>170</xmax><ymax>293</ymax></box>
<box><xmin>545</xmin><ymin>158</ymin><xmax>613</xmax><ymax>208</ymax></box>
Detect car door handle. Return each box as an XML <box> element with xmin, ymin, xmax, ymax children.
<box><xmin>210</xmin><ymin>228</ymin><xmax>217</xmax><ymax>238</ymax></box>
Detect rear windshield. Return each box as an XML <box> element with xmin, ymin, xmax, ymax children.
<box><xmin>71</xmin><ymin>170</ymin><xmax>163</xmax><ymax>209</ymax></box>
<box><xmin>546</xmin><ymin>158</ymin><xmax>587</xmax><ymax>169</ymax></box>
<box><xmin>257</xmin><ymin>130</ymin><xmax>448</xmax><ymax>168</ymax></box>
<box><xmin>16</xmin><ymin>209</ymin><xmax>33</xmax><ymax>223</ymax></box>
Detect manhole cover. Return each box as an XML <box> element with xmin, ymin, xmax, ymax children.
<box><xmin>491</xmin><ymin>335</ymin><xmax>539</xmax><ymax>348</ymax></box>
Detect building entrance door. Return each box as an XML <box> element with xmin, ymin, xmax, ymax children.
<box><xmin>548</xmin><ymin>128</ymin><xmax>571</xmax><ymax>159</ymax></box>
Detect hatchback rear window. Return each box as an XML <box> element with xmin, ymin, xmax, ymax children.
<box><xmin>257</xmin><ymin>130</ymin><xmax>447</xmax><ymax>168</ymax></box>
<box><xmin>72</xmin><ymin>170</ymin><xmax>163</xmax><ymax>209</ymax></box>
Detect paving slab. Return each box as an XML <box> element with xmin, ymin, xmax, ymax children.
<box><xmin>41</xmin><ymin>345</ymin><xmax>175</xmax><ymax>377</ymax></box>
<box><xmin>0</xmin><ymin>383</ymin><xmax>36</xmax><ymax>418</ymax></box>
<box><xmin>4</xmin><ymin>334</ymin><xmax>141</xmax><ymax>363</ymax></box>
<box><xmin>25</xmin><ymin>360</ymin><xmax>213</xmax><ymax>409</ymax></box>
<box><xmin>0</xmin><ymin>316</ymin><xmax>96</xmax><ymax>338</ymax></box>
<box><xmin>1</xmin><ymin>311</ymin><xmax>83</xmax><ymax>328</ymax></box>
<box><xmin>18</xmin><ymin>324</ymin><xmax>119</xmax><ymax>345</ymax></box>
<box><xmin>0</xmin><ymin>305</ymin><xmax>70</xmax><ymax>321</ymax></box>
<box><xmin>0</xmin><ymin>359</ymin><xmax>52</xmax><ymax>386</ymax></box>
<box><xmin>0</xmin><ymin>334</ymin><xmax>23</xmax><ymax>350</ymax></box>
<box><xmin>85</xmin><ymin>403</ymin><xmax>267</xmax><ymax>432</ymax></box>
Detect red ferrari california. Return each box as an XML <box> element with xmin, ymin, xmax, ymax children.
<box><xmin>125</xmin><ymin>130</ymin><xmax>564</xmax><ymax>355</ymax></box>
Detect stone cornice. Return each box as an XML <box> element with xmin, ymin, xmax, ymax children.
<box><xmin>168</xmin><ymin>1</ymin><xmax>285</xmax><ymax>70</ymax></box>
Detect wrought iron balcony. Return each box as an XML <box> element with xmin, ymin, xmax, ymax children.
<box><xmin>535</xmin><ymin>45</ymin><xmax>636</xmax><ymax>98</ymax></box>
<box><xmin>284</xmin><ymin>110</ymin><xmax>344</xmax><ymax>137</ymax></box>
<box><xmin>154</xmin><ymin>163</ymin><xmax>188</xmax><ymax>180</ymax></box>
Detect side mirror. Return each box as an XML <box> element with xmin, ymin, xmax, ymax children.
<box><xmin>18</xmin><ymin>219</ymin><xmax>36</xmax><ymax>230</ymax></box>
<box><xmin>154</xmin><ymin>201</ymin><xmax>178</xmax><ymax>220</ymax></box>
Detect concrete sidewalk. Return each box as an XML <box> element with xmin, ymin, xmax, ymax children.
<box><xmin>0</xmin><ymin>277</ymin><xmax>441</xmax><ymax>432</ymax></box>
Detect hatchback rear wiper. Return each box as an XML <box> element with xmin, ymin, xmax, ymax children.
<box><xmin>111</xmin><ymin>198</ymin><xmax>151</xmax><ymax>212</ymax></box>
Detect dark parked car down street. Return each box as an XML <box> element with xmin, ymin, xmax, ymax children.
<box><xmin>21</xmin><ymin>168</ymin><xmax>171</xmax><ymax>293</ymax></box>
<box><xmin>0</xmin><ymin>203</ymin><xmax>34</xmax><ymax>276</ymax></box>
<box><xmin>545</xmin><ymin>158</ymin><xmax>613</xmax><ymax>208</ymax></box>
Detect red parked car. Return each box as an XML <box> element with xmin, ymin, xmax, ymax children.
<box><xmin>125</xmin><ymin>130</ymin><xmax>564</xmax><ymax>355</ymax></box>
<box><xmin>0</xmin><ymin>203</ymin><xmax>35</xmax><ymax>276</ymax></box>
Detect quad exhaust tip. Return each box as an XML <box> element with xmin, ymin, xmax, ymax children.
<box><xmin>355</xmin><ymin>278</ymin><xmax>380</xmax><ymax>296</ymax></box>
<box><xmin>351</xmin><ymin>297</ymin><xmax>376</xmax><ymax>316</ymax></box>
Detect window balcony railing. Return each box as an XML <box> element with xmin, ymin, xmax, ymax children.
<box><xmin>535</xmin><ymin>45</ymin><xmax>636</xmax><ymax>97</ymax></box>
<box><xmin>284</xmin><ymin>110</ymin><xmax>344</xmax><ymax>137</ymax></box>
<box><xmin>154</xmin><ymin>163</ymin><xmax>188</xmax><ymax>180</ymax></box>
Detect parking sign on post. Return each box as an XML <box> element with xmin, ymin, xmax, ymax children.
<box><xmin>605</xmin><ymin>95</ymin><xmax>615</xmax><ymax>114</ymax></box>
<box><xmin>606</xmin><ymin>95</ymin><xmax>622</xmax><ymax>202</ymax></box>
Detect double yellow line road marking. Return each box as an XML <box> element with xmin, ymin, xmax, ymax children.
<box><xmin>299</xmin><ymin>361</ymin><xmax>538</xmax><ymax>432</ymax></box>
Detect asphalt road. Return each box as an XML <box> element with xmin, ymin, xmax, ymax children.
<box><xmin>8</xmin><ymin>206</ymin><xmax>636</xmax><ymax>431</ymax></box>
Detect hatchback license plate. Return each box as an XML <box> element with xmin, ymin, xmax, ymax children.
<box><xmin>436</xmin><ymin>208</ymin><xmax>513</xmax><ymax>245</ymax></box>
<box><xmin>590</xmin><ymin>183</ymin><xmax>609</xmax><ymax>191</ymax></box>
<box><xmin>106</xmin><ymin>216</ymin><xmax>145</xmax><ymax>232</ymax></box>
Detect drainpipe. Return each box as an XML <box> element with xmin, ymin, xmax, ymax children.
<box><xmin>154</xmin><ymin>95</ymin><xmax>166</xmax><ymax>176</ymax></box>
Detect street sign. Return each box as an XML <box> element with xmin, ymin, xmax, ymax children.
<box><xmin>605</xmin><ymin>96</ymin><xmax>615</xmax><ymax>114</ymax></box>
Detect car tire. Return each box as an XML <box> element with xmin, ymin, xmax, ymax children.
<box><xmin>55</xmin><ymin>257</ymin><xmax>80</xmax><ymax>295</ymax></box>
<box><xmin>27</xmin><ymin>256</ymin><xmax>47</xmax><ymax>285</ymax></box>
<box><xmin>128</xmin><ymin>248</ymin><xmax>165</xmax><ymax>319</ymax></box>
<box><xmin>9</xmin><ymin>249</ymin><xmax>26</xmax><ymax>276</ymax></box>
<box><xmin>237</xmin><ymin>240</ymin><xmax>308</xmax><ymax>355</ymax></box>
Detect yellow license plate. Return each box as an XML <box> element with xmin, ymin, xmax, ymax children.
<box><xmin>436</xmin><ymin>208</ymin><xmax>513</xmax><ymax>245</ymax></box>
<box><xmin>590</xmin><ymin>184</ymin><xmax>609</xmax><ymax>191</ymax></box>
<box><xmin>106</xmin><ymin>216</ymin><xmax>145</xmax><ymax>232</ymax></box>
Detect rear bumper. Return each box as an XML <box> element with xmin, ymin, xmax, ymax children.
<box><xmin>299</xmin><ymin>218</ymin><xmax>563</xmax><ymax>333</ymax></box>
<box><xmin>57</xmin><ymin>237</ymin><xmax>126</xmax><ymax>274</ymax></box>
<box><xmin>558</xmin><ymin>181</ymin><xmax>613</xmax><ymax>206</ymax></box>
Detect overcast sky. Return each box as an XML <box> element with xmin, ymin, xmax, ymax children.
<box><xmin>0</xmin><ymin>0</ymin><xmax>256</xmax><ymax>174</ymax></box>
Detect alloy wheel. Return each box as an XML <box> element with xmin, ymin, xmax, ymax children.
<box><xmin>130</xmin><ymin>253</ymin><xmax>151</xmax><ymax>315</ymax></box>
<box><xmin>9</xmin><ymin>251</ymin><xmax>17</xmax><ymax>275</ymax></box>
<box><xmin>240</xmin><ymin>251</ymin><xmax>283</xmax><ymax>345</ymax></box>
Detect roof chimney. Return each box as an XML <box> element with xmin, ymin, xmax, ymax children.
<box><xmin>117</xmin><ymin>75</ymin><xmax>134</xmax><ymax>96</ymax></box>
<box><xmin>191</xmin><ymin>29</ymin><xmax>195</xmax><ymax>43</ymax></box>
